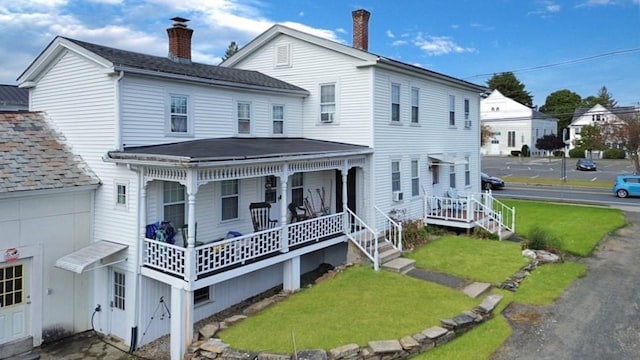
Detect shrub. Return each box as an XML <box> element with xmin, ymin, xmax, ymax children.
<box><xmin>603</xmin><ymin>148</ymin><xmax>626</xmax><ymax>159</ymax></box>
<box><xmin>568</xmin><ymin>147</ymin><xmax>585</xmax><ymax>158</ymax></box>
<box><xmin>521</xmin><ymin>144</ymin><xmax>531</xmax><ymax>157</ymax></box>
<box><xmin>553</xmin><ymin>150</ymin><xmax>565</xmax><ymax>157</ymax></box>
<box><xmin>472</xmin><ymin>227</ymin><xmax>499</xmax><ymax>240</ymax></box>
<box><xmin>510</xmin><ymin>150</ymin><xmax>521</xmax><ymax>157</ymax></box>
<box><xmin>521</xmin><ymin>226</ymin><xmax>561</xmax><ymax>253</ymax></box>
<box><xmin>401</xmin><ymin>219</ymin><xmax>431</xmax><ymax>250</ymax></box>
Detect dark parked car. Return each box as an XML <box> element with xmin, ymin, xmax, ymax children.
<box><xmin>576</xmin><ymin>159</ymin><xmax>597</xmax><ymax>171</ymax></box>
<box><xmin>612</xmin><ymin>174</ymin><xmax>640</xmax><ymax>198</ymax></box>
<box><xmin>481</xmin><ymin>172</ymin><xmax>505</xmax><ymax>190</ymax></box>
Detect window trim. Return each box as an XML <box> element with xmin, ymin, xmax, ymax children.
<box><xmin>391</xmin><ymin>160</ymin><xmax>401</xmax><ymax>192</ymax></box>
<box><xmin>464</xmin><ymin>156</ymin><xmax>470</xmax><ymax>187</ymax></box>
<box><xmin>319</xmin><ymin>83</ymin><xmax>336</xmax><ymax>123</ymax></box>
<box><xmin>194</xmin><ymin>286</ymin><xmax>213</xmax><ymax>305</ymax></box>
<box><xmin>167</xmin><ymin>94</ymin><xmax>192</xmax><ymax>136</ymax></box>
<box><xmin>391</xmin><ymin>83</ymin><xmax>401</xmax><ymax>122</ymax></box>
<box><xmin>237</xmin><ymin>101</ymin><xmax>252</xmax><ymax>135</ymax></box>
<box><xmin>290</xmin><ymin>173</ymin><xmax>304</xmax><ymax>206</ymax></box>
<box><xmin>432</xmin><ymin>162</ymin><xmax>440</xmax><ymax>185</ymax></box>
<box><xmin>221</xmin><ymin>179</ymin><xmax>239</xmax><ymax>222</ymax></box>
<box><xmin>272</xmin><ymin>103</ymin><xmax>285</xmax><ymax>135</ymax></box>
<box><xmin>449</xmin><ymin>164</ymin><xmax>456</xmax><ymax>189</ymax></box>
<box><xmin>114</xmin><ymin>181</ymin><xmax>128</xmax><ymax>210</ymax></box>
<box><xmin>411</xmin><ymin>159</ymin><xmax>420</xmax><ymax>197</ymax></box>
<box><xmin>449</xmin><ymin>94</ymin><xmax>456</xmax><ymax>127</ymax></box>
<box><xmin>163</xmin><ymin>181</ymin><xmax>186</xmax><ymax>229</ymax></box>
<box><xmin>411</xmin><ymin>87</ymin><xmax>419</xmax><ymax>124</ymax></box>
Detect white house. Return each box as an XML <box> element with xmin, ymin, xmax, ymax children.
<box><xmin>481</xmin><ymin>89</ymin><xmax>558</xmax><ymax>156</ymax></box>
<box><xmin>567</xmin><ymin>104</ymin><xmax>633</xmax><ymax>155</ymax></box>
<box><xmin>16</xmin><ymin>12</ymin><xmax>514</xmax><ymax>359</ymax></box>
<box><xmin>0</xmin><ymin>112</ymin><xmax>99</xmax><ymax>359</ymax></box>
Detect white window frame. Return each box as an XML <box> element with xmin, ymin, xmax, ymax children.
<box><xmin>449</xmin><ymin>164</ymin><xmax>456</xmax><ymax>188</ymax></box>
<box><xmin>272</xmin><ymin>104</ymin><xmax>285</xmax><ymax>135</ymax></box>
<box><xmin>508</xmin><ymin>131</ymin><xmax>516</xmax><ymax>147</ymax></box>
<box><xmin>320</xmin><ymin>83</ymin><xmax>336</xmax><ymax>123</ymax></box>
<box><xmin>114</xmin><ymin>181</ymin><xmax>128</xmax><ymax>210</ymax></box>
<box><xmin>290</xmin><ymin>173</ymin><xmax>304</xmax><ymax>206</ymax></box>
<box><xmin>464</xmin><ymin>98</ymin><xmax>470</xmax><ymax>120</ymax></box>
<box><xmin>113</xmin><ymin>270</ymin><xmax>125</xmax><ymax>311</ymax></box>
<box><xmin>411</xmin><ymin>159</ymin><xmax>420</xmax><ymax>197</ymax></box>
<box><xmin>411</xmin><ymin>87</ymin><xmax>419</xmax><ymax>124</ymax></box>
<box><xmin>163</xmin><ymin>182</ymin><xmax>186</xmax><ymax>228</ymax></box>
<box><xmin>432</xmin><ymin>163</ymin><xmax>440</xmax><ymax>185</ymax></box>
<box><xmin>391</xmin><ymin>160</ymin><xmax>401</xmax><ymax>192</ymax></box>
<box><xmin>464</xmin><ymin>156</ymin><xmax>470</xmax><ymax>186</ymax></box>
<box><xmin>221</xmin><ymin>179</ymin><xmax>239</xmax><ymax>221</ymax></box>
<box><xmin>237</xmin><ymin>101</ymin><xmax>251</xmax><ymax>135</ymax></box>
<box><xmin>391</xmin><ymin>83</ymin><xmax>401</xmax><ymax>122</ymax></box>
<box><xmin>167</xmin><ymin>94</ymin><xmax>192</xmax><ymax>136</ymax></box>
<box><xmin>449</xmin><ymin>94</ymin><xmax>456</xmax><ymax>126</ymax></box>
<box><xmin>194</xmin><ymin>286</ymin><xmax>214</xmax><ymax>305</ymax></box>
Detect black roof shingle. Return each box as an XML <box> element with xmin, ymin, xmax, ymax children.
<box><xmin>0</xmin><ymin>85</ymin><xmax>28</xmax><ymax>106</ymax></box>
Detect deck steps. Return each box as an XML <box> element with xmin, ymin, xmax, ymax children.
<box><xmin>381</xmin><ymin>257</ymin><xmax>415</xmax><ymax>274</ymax></box>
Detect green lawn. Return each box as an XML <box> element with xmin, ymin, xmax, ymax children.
<box><xmin>502</xmin><ymin>199</ymin><xmax>626</xmax><ymax>256</ymax></box>
<box><xmin>406</xmin><ymin>236</ymin><xmax>529</xmax><ymax>283</ymax></box>
<box><xmin>217</xmin><ymin>266</ymin><xmax>478</xmax><ymax>352</ymax></box>
<box><xmin>505</xmin><ymin>175</ymin><xmax>612</xmax><ymax>189</ymax></box>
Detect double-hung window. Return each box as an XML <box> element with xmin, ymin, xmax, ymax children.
<box><xmin>221</xmin><ymin>180</ymin><xmax>239</xmax><ymax>221</ymax></box>
<box><xmin>508</xmin><ymin>131</ymin><xmax>516</xmax><ymax>147</ymax></box>
<box><xmin>237</xmin><ymin>102</ymin><xmax>251</xmax><ymax>134</ymax></box>
<box><xmin>464</xmin><ymin>98</ymin><xmax>470</xmax><ymax>128</ymax></box>
<box><xmin>464</xmin><ymin>156</ymin><xmax>470</xmax><ymax>186</ymax></box>
<box><xmin>320</xmin><ymin>84</ymin><xmax>336</xmax><ymax>122</ymax></box>
<box><xmin>391</xmin><ymin>161</ymin><xmax>401</xmax><ymax>192</ymax></box>
<box><xmin>391</xmin><ymin>83</ymin><xmax>401</xmax><ymax>122</ymax></box>
<box><xmin>449</xmin><ymin>95</ymin><xmax>456</xmax><ymax>126</ymax></box>
<box><xmin>291</xmin><ymin>173</ymin><xmax>304</xmax><ymax>206</ymax></box>
<box><xmin>163</xmin><ymin>182</ymin><xmax>185</xmax><ymax>228</ymax></box>
<box><xmin>411</xmin><ymin>87</ymin><xmax>419</xmax><ymax>124</ymax></box>
<box><xmin>449</xmin><ymin>165</ymin><xmax>456</xmax><ymax>188</ymax></box>
<box><xmin>272</xmin><ymin>104</ymin><xmax>284</xmax><ymax>134</ymax></box>
<box><xmin>411</xmin><ymin>160</ymin><xmax>420</xmax><ymax>196</ymax></box>
<box><xmin>170</xmin><ymin>95</ymin><xmax>188</xmax><ymax>133</ymax></box>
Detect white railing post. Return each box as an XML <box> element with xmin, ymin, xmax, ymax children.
<box><xmin>280</xmin><ymin>164</ymin><xmax>289</xmax><ymax>253</ymax></box>
<box><xmin>342</xmin><ymin>163</ymin><xmax>349</xmax><ymax>234</ymax></box>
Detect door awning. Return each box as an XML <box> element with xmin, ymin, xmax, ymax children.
<box><xmin>428</xmin><ymin>154</ymin><xmax>468</xmax><ymax>166</ymax></box>
<box><xmin>55</xmin><ymin>240</ymin><xmax>128</xmax><ymax>274</ymax></box>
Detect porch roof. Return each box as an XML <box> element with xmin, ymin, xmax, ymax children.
<box><xmin>107</xmin><ymin>137</ymin><xmax>373</xmax><ymax>165</ymax></box>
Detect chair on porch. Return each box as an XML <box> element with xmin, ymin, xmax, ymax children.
<box><xmin>288</xmin><ymin>202</ymin><xmax>309</xmax><ymax>223</ymax></box>
<box><xmin>249</xmin><ymin>202</ymin><xmax>278</xmax><ymax>232</ymax></box>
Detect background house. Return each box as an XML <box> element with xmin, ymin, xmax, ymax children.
<box><xmin>481</xmin><ymin>89</ymin><xmax>558</xmax><ymax>156</ymax></box>
<box><xmin>567</xmin><ymin>104</ymin><xmax>634</xmax><ymax>157</ymax></box>
<box><xmin>0</xmin><ymin>112</ymin><xmax>99</xmax><ymax>359</ymax></box>
<box><xmin>0</xmin><ymin>85</ymin><xmax>28</xmax><ymax>111</ymax></box>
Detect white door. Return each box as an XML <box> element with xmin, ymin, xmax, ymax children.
<box><xmin>0</xmin><ymin>260</ymin><xmax>30</xmax><ymax>344</ymax></box>
<box><xmin>108</xmin><ymin>269</ymin><xmax>127</xmax><ymax>340</ymax></box>
<box><xmin>263</xmin><ymin>175</ymin><xmax>281</xmax><ymax>221</ymax></box>
<box><xmin>490</xmin><ymin>139</ymin><xmax>500</xmax><ymax>155</ymax></box>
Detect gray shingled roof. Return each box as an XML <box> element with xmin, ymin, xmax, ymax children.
<box><xmin>0</xmin><ymin>112</ymin><xmax>100</xmax><ymax>194</ymax></box>
<box><xmin>0</xmin><ymin>85</ymin><xmax>28</xmax><ymax>106</ymax></box>
<box><xmin>63</xmin><ymin>37</ymin><xmax>308</xmax><ymax>94</ymax></box>
<box><xmin>108</xmin><ymin>137</ymin><xmax>372</xmax><ymax>164</ymax></box>
<box><xmin>572</xmin><ymin>106</ymin><xmax>637</xmax><ymax>123</ymax></box>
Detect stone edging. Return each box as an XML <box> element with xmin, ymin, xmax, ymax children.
<box><xmin>185</xmin><ymin>294</ymin><xmax>504</xmax><ymax>359</ymax></box>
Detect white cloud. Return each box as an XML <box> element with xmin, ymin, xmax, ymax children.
<box><xmin>527</xmin><ymin>1</ymin><xmax>561</xmax><ymax>17</ymax></box>
<box><xmin>391</xmin><ymin>40</ymin><xmax>407</xmax><ymax>46</ymax></box>
<box><xmin>298</xmin><ymin>11</ymin><xmax>304</xmax><ymax>16</ymax></box>
<box><xmin>386</xmin><ymin>29</ymin><xmax>395</xmax><ymax>38</ymax></box>
<box><xmin>451</xmin><ymin>24</ymin><xmax>459</xmax><ymax>30</ymax></box>
<box><xmin>413</xmin><ymin>33</ymin><xmax>476</xmax><ymax>56</ymax></box>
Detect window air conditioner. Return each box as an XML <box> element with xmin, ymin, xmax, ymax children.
<box><xmin>392</xmin><ymin>191</ymin><xmax>403</xmax><ymax>202</ymax></box>
<box><xmin>465</xmin><ymin>120</ymin><xmax>472</xmax><ymax>128</ymax></box>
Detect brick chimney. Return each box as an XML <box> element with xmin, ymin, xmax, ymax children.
<box><xmin>352</xmin><ymin>9</ymin><xmax>370</xmax><ymax>51</ymax></box>
<box><xmin>167</xmin><ymin>17</ymin><xmax>193</xmax><ymax>63</ymax></box>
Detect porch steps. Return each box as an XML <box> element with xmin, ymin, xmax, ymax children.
<box><xmin>381</xmin><ymin>257</ymin><xmax>416</xmax><ymax>274</ymax></box>
<box><xmin>1</xmin><ymin>337</ymin><xmax>37</xmax><ymax>360</ymax></box>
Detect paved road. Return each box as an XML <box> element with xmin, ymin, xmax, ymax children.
<box><xmin>491</xmin><ymin>209</ymin><xmax>640</xmax><ymax>360</ymax></box>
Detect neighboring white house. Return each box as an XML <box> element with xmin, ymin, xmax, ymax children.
<box><xmin>481</xmin><ymin>89</ymin><xmax>558</xmax><ymax>156</ymax></box>
<box><xmin>16</xmin><ymin>12</ymin><xmax>513</xmax><ymax>360</ymax></box>
<box><xmin>0</xmin><ymin>112</ymin><xmax>99</xmax><ymax>359</ymax></box>
<box><xmin>567</xmin><ymin>104</ymin><xmax>634</xmax><ymax>155</ymax></box>
<box><xmin>0</xmin><ymin>85</ymin><xmax>28</xmax><ymax>111</ymax></box>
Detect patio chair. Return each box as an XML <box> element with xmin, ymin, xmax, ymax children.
<box><xmin>288</xmin><ymin>202</ymin><xmax>309</xmax><ymax>223</ymax></box>
<box><xmin>249</xmin><ymin>202</ymin><xmax>278</xmax><ymax>232</ymax></box>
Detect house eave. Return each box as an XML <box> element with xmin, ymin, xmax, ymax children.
<box><xmin>0</xmin><ymin>184</ymin><xmax>100</xmax><ymax>200</ymax></box>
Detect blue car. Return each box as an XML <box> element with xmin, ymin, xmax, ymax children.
<box><xmin>612</xmin><ymin>174</ymin><xmax>640</xmax><ymax>198</ymax></box>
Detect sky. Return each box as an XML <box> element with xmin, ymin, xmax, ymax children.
<box><xmin>1</xmin><ymin>0</ymin><xmax>639</xmax><ymax>107</ymax></box>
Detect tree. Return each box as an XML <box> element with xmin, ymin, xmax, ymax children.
<box><xmin>539</xmin><ymin>89</ymin><xmax>582</xmax><ymax>132</ymax></box>
<box><xmin>611</xmin><ymin>111</ymin><xmax>640</xmax><ymax>173</ymax></box>
<box><xmin>486</xmin><ymin>72</ymin><xmax>533</xmax><ymax>107</ymax></box>
<box><xmin>581</xmin><ymin>85</ymin><xmax>617</xmax><ymax>108</ymax></box>
<box><xmin>481</xmin><ymin>124</ymin><xmax>492</xmax><ymax>147</ymax></box>
<box><xmin>574</xmin><ymin>124</ymin><xmax>606</xmax><ymax>159</ymax></box>
<box><xmin>222</xmin><ymin>41</ymin><xmax>239</xmax><ymax>61</ymax></box>
<box><xmin>535</xmin><ymin>133</ymin><xmax>564</xmax><ymax>157</ymax></box>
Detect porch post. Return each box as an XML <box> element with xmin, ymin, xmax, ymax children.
<box><xmin>183</xmin><ymin>169</ymin><xmax>198</xmax><ymax>347</ymax></box>
<box><xmin>170</xmin><ymin>285</ymin><xmax>186</xmax><ymax>360</ymax></box>
<box><xmin>283</xmin><ymin>256</ymin><xmax>300</xmax><ymax>291</ymax></box>
<box><xmin>279</xmin><ymin>163</ymin><xmax>290</xmax><ymax>253</ymax></box>
<box><xmin>341</xmin><ymin>161</ymin><xmax>349</xmax><ymax>233</ymax></box>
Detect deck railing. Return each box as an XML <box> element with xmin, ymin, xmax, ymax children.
<box><xmin>374</xmin><ymin>206</ymin><xmax>403</xmax><ymax>252</ymax></box>
<box><xmin>143</xmin><ymin>212</ymin><xmax>346</xmax><ymax>280</ymax></box>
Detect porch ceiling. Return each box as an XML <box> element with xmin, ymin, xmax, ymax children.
<box><xmin>107</xmin><ymin>137</ymin><xmax>372</xmax><ymax>165</ymax></box>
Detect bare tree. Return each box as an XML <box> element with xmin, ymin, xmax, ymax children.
<box><xmin>481</xmin><ymin>124</ymin><xmax>492</xmax><ymax>147</ymax></box>
<box><xmin>612</xmin><ymin>111</ymin><xmax>640</xmax><ymax>173</ymax></box>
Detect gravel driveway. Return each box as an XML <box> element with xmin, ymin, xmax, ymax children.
<box><xmin>491</xmin><ymin>209</ymin><xmax>640</xmax><ymax>360</ymax></box>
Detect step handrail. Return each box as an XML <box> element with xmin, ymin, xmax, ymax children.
<box><xmin>345</xmin><ymin>207</ymin><xmax>380</xmax><ymax>271</ymax></box>
<box><xmin>374</xmin><ymin>205</ymin><xmax>403</xmax><ymax>252</ymax></box>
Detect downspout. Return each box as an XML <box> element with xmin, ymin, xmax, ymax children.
<box><xmin>114</xmin><ymin>71</ymin><xmax>124</xmax><ymax>150</ymax></box>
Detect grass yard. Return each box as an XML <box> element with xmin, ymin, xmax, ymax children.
<box><xmin>406</xmin><ymin>236</ymin><xmax>529</xmax><ymax>283</ymax></box>
<box><xmin>217</xmin><ymin>265</ymin><xmax>478</xmax><ymax>352</ymax></box>
<box><xmin>502</xmin><ymin>199</ymin><xmax>626</xmax><ymax>256</ymax></box>
<box><xmin>505</xmin><ymin>175</ymin><xmax>611</xmax><ymax>189</ymax></box>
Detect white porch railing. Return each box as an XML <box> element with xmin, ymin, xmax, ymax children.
<box><xmin>143</xmin><ymin>212</ymin><xmax>346</xmax><ymax>280</ymax></box>
<box><xmin>344</xmin><ymin>208</ymin><xmax>379</xmax><ymax>271</ymax></box>
<box><xmin>374</xmin><ymin>206</ymin><xmax>403</xmax><ymax>252</ymax></box>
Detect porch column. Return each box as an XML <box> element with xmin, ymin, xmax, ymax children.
<box><xmin>170</xmin><ymin>285</ymin><xmax>186</xmax><ymax>360</ymax></box>
<box><xmin>279</xmin><ymin>163</ymin><xmax>290</xmax><ymax>253</ymax></box>
<box><xmin>283</xmin><ymin>256</ymin><xmax>300</xmax><ymax>291</ymax></box>
<box><xmin>341</xmin><ymin>161</ymin><xmax>349</xmax><ymax>233</ymax></box>
<box><xmin>183</xmin><ymin>169</ymin><xmax>198</xmax><ymax>348</ymax></box>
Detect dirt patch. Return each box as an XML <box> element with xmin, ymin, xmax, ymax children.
<box><xmin>503</xmin><ymin>304</ymin><xmax>543</xmax><ymax>325</ymax></box>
